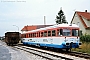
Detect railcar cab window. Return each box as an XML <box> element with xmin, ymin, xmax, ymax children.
<box><xmin>63</xmin><ymin>29</ymin><xmax>71</xmax><ymax>36</ymax></box>
<box><xmin>57</xmin><ymin>29</ymin><xmax>71</xmax><ymax>36</ymax></box>
<box><xmin>72</xmin><ymin>29</ymin><xmax>79</xmax><ymax>36</ymax></box>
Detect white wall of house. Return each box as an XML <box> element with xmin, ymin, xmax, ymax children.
<box><xmin>71</xmin><ymin>13</ymin><xmax>86</xmax><ymax>34</ymax></box>
<box><xmin>82</xmin><ymin>16</ymin><xmax>90</xmax><ymax>27</ymax></box>
<box><xmin>86</xmin><ymin>29</ymin><xmax>90</xmax><ymax>34</ymax></box>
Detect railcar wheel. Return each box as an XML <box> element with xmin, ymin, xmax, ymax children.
<box><xmin>37</xmin><ymin>44</ymin><xmax>40</xmax><ymax>47</ymax></box>
<box><xmin>11</xmin><ymin>43</ymin><xmax>13</xmax><ymax>46</ymax></box>
<box><xmin>7</xmin><ymin>43</ymin><xmax>9</xmax><ymax>45</ymax></box>
<box><xmin>66</xmin><ymin>48</ymin><xmax>69</xmax><ymax>52</ymax></box>
<box><xmin>70</xmin><ymin>48</ymin><xmax>71</xmax><ymax>52</ymax></box>
<box><xmin>8</xmin><ymin>43</ymin><xmax>10</xmax><ymax>46</ymax></box>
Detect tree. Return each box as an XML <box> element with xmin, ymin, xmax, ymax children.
<box><xmin>55</xmin><ymin>8</ymin><xmax>68</xmax><ymax>24</ymax></box>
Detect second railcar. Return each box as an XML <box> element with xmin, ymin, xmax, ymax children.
<box><xmin>5</xmin><ymin>32</ymin><xmax>20</xmax><ymax>46</ymax></box>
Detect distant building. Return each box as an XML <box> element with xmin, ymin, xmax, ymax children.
<box><xmin>21</xmin><ymin>25</ymin><xmax>53</xmax><ymax>33</ymax></box>
<box><xmin>0</xmin><ymin>36</ymin><xmax>5</xmax><ymax>40</ymax></box>
<box><xmin>71</xmin><ymin>10</ymin><xmax>90</xmax><ymax>35</ymax></box>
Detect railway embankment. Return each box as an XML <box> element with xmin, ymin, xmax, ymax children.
<box><xmin>0</xmin><ymin>40</ymin><xmax>47</xmax><ymax>60</ymax></box>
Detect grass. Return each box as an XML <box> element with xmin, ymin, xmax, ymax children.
<box><xmin>72</xmin><ymin>42</ymin><xmax>90</xmax><ymax>54</ymax></box>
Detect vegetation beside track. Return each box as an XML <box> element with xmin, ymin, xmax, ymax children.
<box><xmin>72</xmin><ymin>42</ymin><xmax>90</xmax><ymax>54</ymax></box>
<box><xmin>72</xmin><ymin>34</ymin><xmax>90</xmax><ymax>54</ymax></box>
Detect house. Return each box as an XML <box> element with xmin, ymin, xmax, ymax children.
<box><xmin>71</xmin><ymin>10</ymin><xmax>90</xmax><ymax>35</ymax></box>
<box><xmin>21</xmin><ymin>25</ymin><xmax>53</xmax><ymax>33</ymax></box>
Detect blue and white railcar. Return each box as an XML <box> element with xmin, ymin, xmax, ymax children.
<box><xmin>21</xmin><ymin>24</ymin><xmax>81</xmax><ymax>50</ymax></box>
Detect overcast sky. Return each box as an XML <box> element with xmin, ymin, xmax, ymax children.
<box><xmin>0</xmin><ymin>0</ymin><xmax>90</xmax><ymax>36</ymax></box>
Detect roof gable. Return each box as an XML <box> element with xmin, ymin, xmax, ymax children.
<box><xmin>71</xmin><ymin>11</ymin><xmax>90</xmax><ymax>28</ymax></box>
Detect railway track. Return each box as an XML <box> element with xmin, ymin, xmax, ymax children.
<box><xmin>12</xmin><ymin>44</ymin><xmax>87</xmax><ymax>60</ymax></box>
<box><xmin>13</xmin><ymin>45</ymin><xmax>73</xmax><ymax>60</ymax></box>
<box><xmin>46</xmin><ymin>48</ymin><xmax>90</xmax><ymax>59</ymax></box>
<box><xmin>32</xmin><ymin>45</ymin><xmax>90</xmax><ymax>59</ymax></box>
<box><xmin>25</xmin><ymin>45</ymin><xmax>90</xmax><ymax>59</ymax></box>
<box><xmin>68</xmin><ymin>51</ymin><xmax>90</xmax><ymax>59</ymax></box>
<box><xmin>49</xmin><ymin>48</ymin><xmax>90</xmax><ymax>59</ymax></box>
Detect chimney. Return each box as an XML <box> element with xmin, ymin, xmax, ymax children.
<box><xmin>85</xmin><ymin>10</ymin><xmax>87</xmax><ymax>12</ymax></box>
<box><xmin>44</xmin><ymin>16</ymin><xmax>46</xmax><ymax>26</ymax></box>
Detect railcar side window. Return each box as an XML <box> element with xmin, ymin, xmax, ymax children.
<box><xmin>57</xmin><ymin>29</ymin><xmax>60</xmax><ymax>36</ymax></box>
<box><xmin>29</xmin><ymin>34</ymin><xmax>30</xmax><ymax>37</ymax></box>
<box><xmin>37</xmin><ymin>32</ymin><xmax>38</xmax><ymax>37</ymax></box>
<box><xmin>52</xmin><ymin>30</ymin><xmax>56</xmax><ymax>36</ymax></box>
<box><xmin>39</xmin><ymin>32</ymin><xmax>40</xmax><ymax>37</ymax></box>
<box><xmin>31</xmin><ymin>33</ymin><xmax>32</xmax><ymax>37</ymax></box>
<box><xmin>27</xmin><ymin>34</ymin><xmax>29</xmax><ymax>38</ymax></box>
<box><xmin>32</xmin><ymin>33</ymin><xmax>34</xmax><ymax>37</ymax></box>
<box><xmin>41</xmin><ymin>32</ymin><xmax>43</xmax><ymax>37</ymax></box>
<box><xmin>48</xmin><ymin>31</ymin><xmax>51</xmax><ymax>36</ymax></box>
<box><xmin>60</xmin><ymin>29</ymin><xmax>63</xmax><ymax>36</ymax></box>
<box><xmin>25</xmin><ymin>34</ymin><xmax>26</xmax><ymax>38</ymax></box>
<box><xmin>58</xmin><ymin>29</ymin><xmax>63</xmax><ymax>36</ymax></box>
<box><xmin>36</xmin><ymin>33</ymin><xmax>38</xmax><ymax>37</ymax></box>
<box><xmin>44</xmin><ymin>31</ymin><xmax>47</xmax><ymax>37</ymax></box>
<box><xmin>33</xmin><ymin>33</ymin><xmax>34</xmax><ymax>37</ymax></box>
<box><xmin>33</xmin><ymin>33</ymin><xmax>35</xmax><ymax>37</ymax></box>
<box><xmin>30</xmin><ymin>34</ymin><xmax>31</xmax><ymax>37</ymax></box>
<box><xmin>36</xmin><ymin>33</ymin><xmax>37</xmax><ymax>37</ymax></box>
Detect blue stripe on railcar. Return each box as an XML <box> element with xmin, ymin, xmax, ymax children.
<box><xmin>23</xmin><ymin>42</ymin><xmax>79</xmax><ymax>48</ymax></box>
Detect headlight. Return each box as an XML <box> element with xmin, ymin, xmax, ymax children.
<box><xmin>23</xmin><ymin>39</ymin><xmax>25</xmax><ymax>41</ymax></box>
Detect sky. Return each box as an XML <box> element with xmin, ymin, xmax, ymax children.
<box><xmin>0</xmin><ymin>0</ymin><xmax>90</xmax><ymax>36</ymax></box>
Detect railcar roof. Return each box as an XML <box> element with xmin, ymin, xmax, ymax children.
<box><xmin>22</xmin><ymin>24</ymin><xmax>79</xmax><ymax>34</ymax></box>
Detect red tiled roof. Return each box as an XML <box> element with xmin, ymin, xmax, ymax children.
<box><xmin>21</xmin><ymin>25</ymin><xmax>53</xmax><ymax>31</ymax></box>
<box><xmin>71</xmin><ymin>11</ymin><xmax>90</xmax><ymax>28</ymax></box>
<box><xmin>77</xmin><ymin>11</ymin><xmax>90</xmax><ymax>20</ymax></box>
<box><xmin>21</xmin><ymin>25</ymin><xmax>37</xmax><ymax>31</ymax></box>
<box><xmin>36</xmin><ymin>25</ymin><xmax>53</xmax><ymax>29</ymax></box>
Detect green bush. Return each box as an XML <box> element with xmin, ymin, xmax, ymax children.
<box><xmin>80</xmin><ymin>34</ymin><xmax>90</xmax><ymax>42</ymax></box>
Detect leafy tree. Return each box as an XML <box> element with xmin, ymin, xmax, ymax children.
<box><xmin>55</xmin><ymin>8</ymin><xmax>68</xmax><ymax>24</ymax></box>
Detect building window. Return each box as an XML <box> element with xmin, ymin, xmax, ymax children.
<box><xmin>73</xmin><ymin>23</ymin><xmax>75</xmax><ymax>24</ymax></box>
<box><xmin>77</xmin><ymin>22</ymin><xmax>79</xmax><ymax>26</ymax></box>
